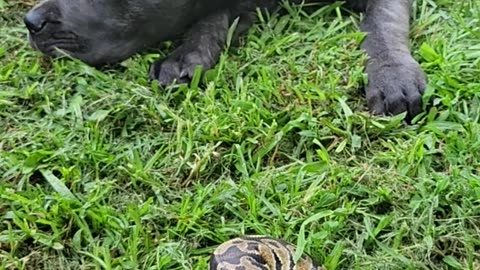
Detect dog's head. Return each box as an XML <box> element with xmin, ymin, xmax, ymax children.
<box><xmin>24</xmin><ymin>0</ymin><xmax>196</xmax><ymax>66</ymax></box>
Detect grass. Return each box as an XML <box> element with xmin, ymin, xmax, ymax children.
<box><xmin>1</xmin><ymin>0</ymin><xmax>480</xmax><ymax>269</ymax></box>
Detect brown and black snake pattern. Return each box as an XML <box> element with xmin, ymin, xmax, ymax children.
<box><xmin>209</xmin><ymin>235</ymin><xmax>325</xmax><ymax>270</ymax></box>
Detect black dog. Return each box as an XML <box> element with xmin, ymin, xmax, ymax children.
<box><xmin>24</xmin><ymin>0</ymin><xmax>426</xmax><ymax>118</ymax></box>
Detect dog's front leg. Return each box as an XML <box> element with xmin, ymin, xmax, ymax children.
<box><xmin>149</xmin><ymin>9</ymin><xmax>244</xmax><ymax>87</ymax></box>
<box><xmin>361</xmin><ymin>0</ymin><xmax>427</xmax><ymax>119</ymax></box>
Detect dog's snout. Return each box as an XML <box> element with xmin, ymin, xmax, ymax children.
<box><xmin>24</xmin><ymin>10</ymin><xmax>48</xmax><ymax>33</ymax></box>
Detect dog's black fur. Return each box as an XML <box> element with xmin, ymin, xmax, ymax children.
<box><xmin>24</xmin><ymin>0</ymin><xmax>426</xmax><ymax>118</ymax></box>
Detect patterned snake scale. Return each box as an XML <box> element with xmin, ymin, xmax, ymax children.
<box><xmin>209</xmin><ymin>235</ymin><xmax>326</xmax><ymax>270</ymax></box>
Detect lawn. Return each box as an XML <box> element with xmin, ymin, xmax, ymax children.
<box><xmin>1</xmin><ymin>0</ymin><xmax>480</xmax><ymax>269</ymax></box>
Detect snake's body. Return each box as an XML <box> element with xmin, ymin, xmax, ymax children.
<box><xmin>209</xmin><ymin>235</ymin><xmax>324</xmax><ymax>270</ymax></box>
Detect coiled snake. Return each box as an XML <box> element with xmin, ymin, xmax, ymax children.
<box><xmin>209</xmin><ymin>235</ymin><xmax>325</xmax><ymax>269</ymax></box>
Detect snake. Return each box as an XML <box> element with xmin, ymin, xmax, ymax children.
<box><xmin>208</xmin><ymin>235</ymin><xmax>326</xmax><ymax>270</ymax></box>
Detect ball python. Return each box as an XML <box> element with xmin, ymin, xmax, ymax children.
<box><xmin>209</xmin><ymin>235</ymin><xmax>326</xmax><ymax>269</ymax></box>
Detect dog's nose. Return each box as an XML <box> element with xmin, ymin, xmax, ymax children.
<box><xmin>24</xmin><ymin>10</ymin><xmax>47</xmax><ymax>33</ymax></box>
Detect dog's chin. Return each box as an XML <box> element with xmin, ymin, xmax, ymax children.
<box><xmin>33</xmin><ymin>44</ymin><xmax>73</xmax><ymax>60</ymax></box>
<box><xmin>28</xmin><ymin>31</ymin><xmax>87</xmax><ymax>58</ymax></box>
<box><xmin>29</xmin><ymin>35</ymin><xmax>133</xmax><ymax>68</ymax></box>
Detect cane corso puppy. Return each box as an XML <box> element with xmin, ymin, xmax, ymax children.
<box><xmin>24</xmin><ymin>0</ymin><xmax>426</xmax><ymax>118</ymax></box>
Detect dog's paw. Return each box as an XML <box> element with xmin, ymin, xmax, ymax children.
<box><xmin>366</xmin><ymin>56</ymin><xmax>427</xmax><ymax>120</ymax></box>
<box><xmin>148</xmin><ymin>49</ymin><xmax>213</xmax><ymax>87</ymax></box>
<box><xmin>148</xmin><ymin>52</ymin><xmax>199</xmax><ymax>87</ymax></box>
